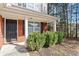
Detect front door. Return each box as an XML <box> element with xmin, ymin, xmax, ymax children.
<box><xmin>6</xmin><ymin>19</ymin><xmax>17</xmax><ymax>42</ymax></box>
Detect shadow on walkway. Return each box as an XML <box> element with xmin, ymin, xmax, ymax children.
<box><xmin>8</xmin><ymin>43</ymin><xmax>29</xmax><ymax>53</ymax></box>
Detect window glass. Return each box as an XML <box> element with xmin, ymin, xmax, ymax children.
<box><xmin>28</xmin><ymin>22</ymin><xmax>41</xmax><ymax>34</ymax></box>
<box><xmin>23</xmin><ymin>3</ymin><xmax>26</xmax><ymax>8</ymax></box>
<box><xmin>18</xmin><ymin>3</ymin><xmax>22</xmax><ymax>6</ymax></box>
<box><xmin>26</xmin><ymin>3</ymin><xmax>35</xmax><ymax>10</ymax></box>
<box><xmin>34</xmin><ymin>3</ymin><xmax>41</xmax><ymax>12</ymax></box>
<box><xmin>28</xmin><ymin>22</ymin><xmax>33</xmax><ymax>27</ymax></box>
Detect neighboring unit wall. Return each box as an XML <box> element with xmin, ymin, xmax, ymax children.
<box><xmin>0</xmin><ymin>15</ymin><xmax>4</xmax><ymax>48</ymax></box>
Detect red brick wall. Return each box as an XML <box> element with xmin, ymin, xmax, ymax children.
<box><xmin>41</xmin><ymin>22</ymin><xmax>48</xmax><ymax>32</ymax></box>
<box><xmin>17</xmin><ymin>20</ymin><xmax>25</xmax><ymax>42</ymax></box>
<box><xmin>0</xmin><ymin>15</ymin><xmax>4</xmax><ymax>48</ymax></box>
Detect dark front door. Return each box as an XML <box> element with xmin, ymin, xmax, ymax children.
<box><xmin>6</xmin><ymin>19</ymin><xmax>17</xmax><ymax>42</ymax></box>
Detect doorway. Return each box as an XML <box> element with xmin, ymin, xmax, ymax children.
<box><xmin>6</xmin><ymin>19</ymin><xmax>17</xmax><ymax>42</ymax></box>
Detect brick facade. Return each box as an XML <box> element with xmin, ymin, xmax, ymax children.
<box><xmin>41</xmin><ymin>22</ymin><xmax>48</xmax><ymax>32</ymax></box>
<box><xmin>0</xmin><ymin>15</ymin><xmax>4</xmax><ymax>48</ymax></box>
<box><xmin>17</xmin><ymin>20</ymin><xmax>25</xmax><ymax>42</ymax></box>
<box><xmin>0</xmin><ymin>16</ymin><xmax>49</xmax><ymax>47</ymax></box>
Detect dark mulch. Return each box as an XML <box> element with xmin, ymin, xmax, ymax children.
<box><xmin>28</xmin><ymin>39</ymin><xmax>79</xmax><ymax>56</ymax></box>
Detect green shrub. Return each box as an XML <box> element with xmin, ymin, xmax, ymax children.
<box><xmin>27</xmin><ymin>31</ymin><xmax>65</xmax><ymax>51</ymax></box>
<box><xmin>35</xmin><ymin>32</ymin><xmax>46</xmax><ymax>50</ymax></box>
<box><xmin>43</xmin><ymin>31</ymin><xmax>50</xmax><ymax>47</ymax></box>
<box><xmin>27</xmin><ymin>32</ymin><xmax>46</xmax><ymax>51</ymax></box>
<box><xmin>48</xmin><ymin>32</ymin><xmax>58</xmax><ymax>47</ymax></box>
<box><xmin>52</xmin><ymin>32</ymin><xmax>58</xmax><ymax>46</ymax></box>
<box><xmin>27</xmin><ymin>32</ymin><xmax>36</xmax><ymax>51</ymax></box>
<box><xmin>43</xmin><ymin>31</ymin><xmax>58</xmax><ymax>47</ymax></box>
<box><xmin>57</xmin><ymin>32</ymin><xmax>65</xmax><ymax>44</ymax></box>
<box><xmin>49</xmin><ymin>32</ymin><xmax>55</xmax><ymax>46</ymax></box>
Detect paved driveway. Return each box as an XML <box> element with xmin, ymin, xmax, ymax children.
<box><xmin>0</xmin><ymin>42</ymin><xmax>29</xmax><ymax>56</ymax></box>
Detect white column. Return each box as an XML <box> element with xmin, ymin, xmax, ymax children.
<box><xmin>4</xmin><ymin>18</ymin><xmax>6</xmax><ymax>43</ymax></box>
<box><xmin>17</xmin><ymin>20</ymin><xmax>18</xmax><ymax>40</ymax></box>
<box><xmin>53</xmin><ymin>20</ymin><xmax>56</xmax><ymax>32</ymax></box>
<box><xmin>25</xmin><ymin>18</ymin><xmax>28</xmax><ymax>39</ymax></box>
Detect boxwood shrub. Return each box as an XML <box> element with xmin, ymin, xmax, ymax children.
<box><xmin>43</xmin><ymin>31</ymin><xmax>50</xmax><ymax>47</ymax></box>
<box><xmin>52</xmin><ymin>32</ymin><xmax>58</xmax><ymax>46</ymax></box>
<box><xmin>27</xmin><ymin>31</ymin><xmax>65</xmax><ymax>51</ymax></box>
<box><xmin>27</xmin><ymin>32</ymin><xmax>46</xmax><ymax>51</ymax></box>
<box><xmin>57</xmin><ymin>32</ymin><xmax>65</xmax><ymax>44</ymax></box>
<box><xmin>43</xmin><ymin>31</ymin><xmax>58</xmax><ymax>47</ymax></box>
<box><xmin>27</xmin><ymin>32</ymin><xmax>36</xmax><ymax>51</ymax></box>
<box><xmin>35</xmin><ymin>32</ymin><xmax>46</xmax><ymax>50</ymax></box>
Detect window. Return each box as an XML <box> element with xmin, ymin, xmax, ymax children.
<box><xmin>28</xmin><ymin>21</ymin><xmax>41</xmax><ymax>34</ymax></box>
<box><xmin>23</xmin><ymin>3</ymin><xmax>26</xmax><ymax>8</ymax></box>
<box><xmin>26</xmin><ymin>3</ymin><xmax>35</xmax><ymax>10</ymax></box>
<box><xmin>34</xmin><ymin>4</ymin><xmax>41</xmax><ymax>12</ymax></box>
<box><xmin>9</xmin><ymin>3</ymin><xmax>46</xmax><ymax>14</ymax></box>
<box><xmin>18</xmin><ymin>3</ymin><xmax>22</xmax><ymax>6</ymax></box>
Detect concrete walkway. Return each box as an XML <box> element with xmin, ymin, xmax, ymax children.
<box><xmin>0</xmin><ymin>42</ymin><xmax>29</xmax><ymax>56</ymax></box>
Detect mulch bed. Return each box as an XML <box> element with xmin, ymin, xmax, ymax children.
<box><xmin>28</xmin><ymin>39</ymin><xmax>79</xmax><ymax>56</ymax></box>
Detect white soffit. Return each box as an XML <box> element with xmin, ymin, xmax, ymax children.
<box><xmin>0</xmin><ymin>5</ymin><xmax>58</xmax><ymax>22</ymax></box>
